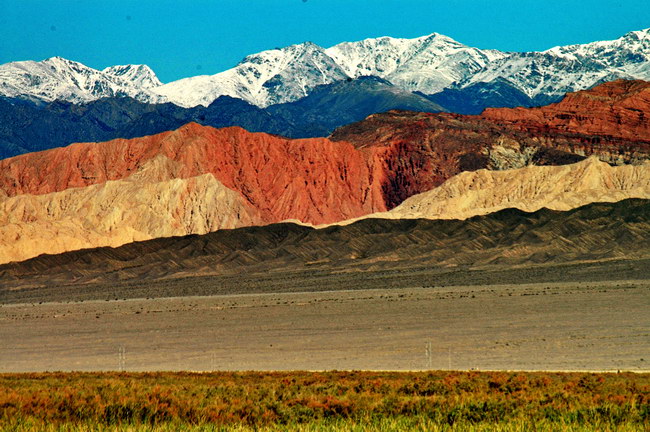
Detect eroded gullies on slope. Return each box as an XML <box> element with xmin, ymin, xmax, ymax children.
<box><xmin>1</xmin><ymin>80</ymin><xmax>650</xmax><ymax>264</ymax></box>
<box><xmin>1</xmin><ymin>199</ymin><xmax>649</xmax><ymax>293</ymax></box>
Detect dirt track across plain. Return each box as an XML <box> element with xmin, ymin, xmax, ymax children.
<box><xmin>1</xmin><ymin>280</ymin><xmax>648</xmax><ymax>372</ymax></box>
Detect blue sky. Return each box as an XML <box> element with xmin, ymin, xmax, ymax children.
<box><xmin>1</xmin><ymin>0</ymin><xmax>649</xmax><ymax>83</ymax></box>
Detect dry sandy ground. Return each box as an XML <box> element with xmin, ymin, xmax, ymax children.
<box><xmin>1</xmin><ymin>280</ymin><xmax>648</xmax><ymax>372</ymax></box>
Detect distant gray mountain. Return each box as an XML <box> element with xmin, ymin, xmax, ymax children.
<box><xmin>0</xmin><ymin>96</ymin><xmax>294</xmax><ymax>159</ymax></box>
<box><xmin>267</xmin><ymin>76</ymin><xmax>445</xmax><ymax>137</ymax></box>
<box><xmin>422</xmin><ymin>79</ymin><xmax>562</xmax><ymax>115</ymax></box>
<box><xmin>0</xmin><ymin>76</ymin><xmax>444</xmax><ymax>158</ymax></box>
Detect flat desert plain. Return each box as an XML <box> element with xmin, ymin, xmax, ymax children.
<box><xmin>1</xmin><ymin>279</ymin><xmax>648</xmax><ymax>372</ymax></box>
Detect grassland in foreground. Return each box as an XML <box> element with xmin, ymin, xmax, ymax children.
<box><xmin>0</xmin><ymin>371</ymin><xmax>648</xmax><ymax>431</ymax></box>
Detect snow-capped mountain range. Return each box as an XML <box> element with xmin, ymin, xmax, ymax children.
<box><xmin>2</xmin><ymin>28</ymin><xmax>650</xmax><ymax>108</ymax></box>
<box><xmin>156</xmin><ymin>42</ymin><xmax>349</xmax><ymax>108</ymax></box>
<box><xmin>326</xmin><ymin>33</ymin><xmax>508</xmax><ymax>95</ymax></box>
<box><xmin>0</xmin><ymin>57</ymin><xmax>165</xmax><ymax>104</ymax></box>
<box><xmin>460</xmin><ymin>29</ymin><xmax>650</xmax><ymax>99</ymax></box>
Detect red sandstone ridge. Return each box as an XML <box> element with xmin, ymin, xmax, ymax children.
<box><xmin>2</xmin><ymin>80</ymin><xmax>650</xmax><ymax>230</ymax></box>
<box><xmin>0</xmin><ymin>123</ymin><xmax>388</xmax><ymax>225</ymax></box>
<box><xmin>331</xmin><ymin>81</ymin><xmax>650</xmax><ymax>207</ymax></box>
<box><xmin>330</xmin><ymin>111</ymin><xmax>585</xmax><ymax>207</ymax></box>
<box><xmin>483</xmin><ymin>79</ymin><xmax>650</xmax><ymax>147</ymax></box>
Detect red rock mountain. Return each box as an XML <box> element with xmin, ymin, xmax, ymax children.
<box><xmin>483</xmin><ymin>79</ymin><xmax>650</xmax><ymax>142</ymax></box>
<box><xmin>331</xmin><ymin>80</ymin><xmax>650</xmax><ymax>207</ymax></box>
<box><xmin>0</xmin><ymin>124</ymin><xmax>388</xmax><ymax>225</ymax></box>
<box><xmin>3</xmin><ymin>80</ymin><xmax>650</xmax><ymax>217</ymax></box>
<box><xmin>1</xmin><ymin>80</ymin><xmax>650</xmax><ymax>264</ymax></box>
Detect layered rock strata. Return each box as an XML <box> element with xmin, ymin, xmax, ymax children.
<box><xmin>2</xmin><ymin>81</ymin><xmax>650</xmax><ymax>264</ymax></box>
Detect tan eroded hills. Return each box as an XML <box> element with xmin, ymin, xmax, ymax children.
<box><xmin>1</xmin><ymin>157</ymin><xmax>649</xmax><ymax>265</ymax></box>
<box><xmin>1</xmin><ymin>80</ymin><xmax>650</xmax><ymax>264</ymax></box>
<box><xmin>0</xmin><ymin>160</ymin><xmax>261</xmax><ymax>264</ymax></box>
<box><xmin>1</xmin><ymin>199</ymin><xmax>648</xmax><ymax>295</ymax></box>
<box><xmin>370</xmin><ymin>157</ymin><xmax>650</xmax><ymax>221</ymax></box>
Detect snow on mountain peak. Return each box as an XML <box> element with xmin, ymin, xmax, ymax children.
<box><xmin>622</xmin><ymin>28</ymin><xmax>650</xmax><ymax>41</ymax></box>
<box><xmin>157</xmin><ymin>41</ymin><xmax>348</xmax><ymax>108</ymax></box>
<box><xmin>326</xmin><ymin>32</ymin><xmax>508</xmax><ymax>94</ymax></box>
<box><xmin>0</xmin><ymin>57</ymin><xmax>166</xmax><ymax>104</ymax></box>
<box><xmin>103</xmin><ymin>64</ymin><xmax>162</xmax><ymax>88</ymax></box>
<box><xmin>3</xmin><ymin>27</ymin><xmax>650</xmax><ymax>108</ymax></box>
<box><xmin>462</xmin><ymin>27</ymin><xmax>650</xmax><ymax>98</ymax></box>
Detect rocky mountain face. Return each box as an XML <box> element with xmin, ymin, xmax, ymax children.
<box><xmin>0</xmin><ymin>123</ymin><xmax>388</xmax><ymax>223</ymax></box>
<box><xmin>331</xmin><ymin>80</ymin><xmax>650</xmax><ymax>207</ymax></box>
<box><xmin>330</xmin><ymin>111</ymin><xmax>582</xmax><ymax>208</ymax></box>
<box><xmin>266</xmin><ymin>76</ymin><xmax>445</xmax><ymax>137</ymax></box>
<box><xmin>482</xmin><ymin>79</ymin><xmax>650</xmax><ymax>163</ymax></box>
<box><xmin>2</xmin><ymin>199</ymin><xmax>648</xmax><ymax>290</ymax></box>
<box><xmin>3</xmin><ymin>28</ymin><xmax>650</xmax><ymax>110</ymax></box>
<box><xmin>423</xmin><ymin>79</ymin><xmax>563</xmax><ymax>115</ymax></box>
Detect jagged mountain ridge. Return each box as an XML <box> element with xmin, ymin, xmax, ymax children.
<box><xmin>325</xmin><ymin>33</ymin><xmax>508</xmax><ymax>95</ymax></box>
<box><xmin>155</xmin><ymin>42</ymin><xmax>350</xmax><ymax>108</ymax></box>
<box><xmin>3</xmin><ymin>28</ymin><xmax>650</xmax><ymax>109</ymax></box>
<box><xmin>158</xmin><ymin>28</ymin><xmax>650</xmax><ymax>107</ymax></box>
<box><xmin>462</xmin><ymin>29</ymin><xmax>650</xmax><ymax>99</ymax></box>
<box><xmin>101</xmin><ymin>64</ymin><xmax>162</xmax><ymax>89</ymax></box>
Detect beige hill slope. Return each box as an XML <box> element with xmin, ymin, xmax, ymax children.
<box><xmin>2</xmin><ymin>156</ymin><xmax>648</xmax><ymax>265</ymax></box>
<box><xmin>383</xmin><ymin>157</ymin><xmax>650</xmax><ymax>220</ymax></box>
<box><xmin>0</xmin><ymin>158</ymin><xmax>262</xmax><ymax>264</ymax></box>
<box><xmin>324</xmin><ymin>157</ymin><xmax>650</xmax><ymax>227</ymax></box>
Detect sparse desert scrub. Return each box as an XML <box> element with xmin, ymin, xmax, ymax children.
<box><xmin>0</xmin><ymin>371</ymin><xmax>647</xmax><ymax>431</ymax></box>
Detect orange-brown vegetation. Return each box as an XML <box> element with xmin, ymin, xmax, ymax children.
<box><xmin>0</xmin><ymin>371</ymin><xmax>648</xmax><ymax>429</ymax></box>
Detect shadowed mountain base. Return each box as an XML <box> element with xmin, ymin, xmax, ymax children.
<box><xmin>1</xmin><ymin>199</ymin><xmax>648</xmax><ymax>304</ymax></box>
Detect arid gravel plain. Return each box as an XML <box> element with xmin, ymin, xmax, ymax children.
<box><xmin>1</xmin><ymin>279</ymin><xmax>648</xmax><ymax>372</ymax></box>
